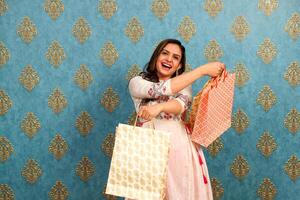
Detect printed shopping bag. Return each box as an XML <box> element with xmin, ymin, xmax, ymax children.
<box><xmin>106</xmin><ymin>122</ymin><xmax>171</xmax><ymax>200</ymax></box>
<box><xmin>190</xmin><ymin>69</ymin><xmax>235</xmax><ymax>147</ymax></box>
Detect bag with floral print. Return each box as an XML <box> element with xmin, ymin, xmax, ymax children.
<box><xmin>106</xmin><ymin>120</ymin><xmax>170</xmax><ymax>199</ymax></box>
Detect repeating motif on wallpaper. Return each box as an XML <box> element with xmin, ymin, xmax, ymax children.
<box><xmin>1</xmin><ymin>0</ymin><xmax>300</xmax><ymax>199</ymax></box>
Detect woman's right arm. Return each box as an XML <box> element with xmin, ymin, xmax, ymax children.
<box><xmin>128</xmin><ymin>76</ymin><xmax>173</xmax><ymax>99</ymax></box>
<box><xmin>129</xmin><ymin>62</ymin><xmax>225</xmax><ymax>99</ymax></box>
<box><xmin>170</xmin><ymin>61</ymin><xmax>225</xmax><ymax>94</ymax></box>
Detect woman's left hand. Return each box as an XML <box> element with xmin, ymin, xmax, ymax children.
<box><xmin>138</xmin><ymin>104</ymin><xmax>162</xmax><ymax>121</ymax></box>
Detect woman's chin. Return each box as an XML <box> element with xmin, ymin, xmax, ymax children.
<box><xmin>158</xmin><ymin>73</ymin><xmax>173</xmax><ymax>80</ymax></box>
<box><xmin>158</xmin><ymin>69</ymin><xmax>174</xmax><ymax>76</ymax></box>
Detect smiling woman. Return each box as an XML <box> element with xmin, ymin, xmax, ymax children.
<box><xmin>139</xmin><ymin>39</ymin><xmax>186</xmax><ymax>83</ymax></box>
<box><xmin>156</xmin><ymin>43</ymin><xmax>184</xmax><ymax>80</ymax></box>
<box><xmin>127</xmin><ymin>38</ymin><xmax>225</xmax><ymax>199</ymax></box>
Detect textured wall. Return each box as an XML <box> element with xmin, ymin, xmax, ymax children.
<box><xmin>1</xmin><ymin>0</ymin><xmax>300</xmax><ymax>200</ymax></box>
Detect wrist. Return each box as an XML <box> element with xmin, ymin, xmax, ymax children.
<box><xmin>196</xmin><ymin>65</ymin><xmax>207</xmax><ymax>77</ymax></box>
<box><xmin>156</xmin><ymin>103</ymin><xmax>164</xmax><ymax>113</ymax></box>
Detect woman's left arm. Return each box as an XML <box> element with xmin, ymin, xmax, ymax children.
<box><xmin>138</xmin><ymin>86</ymin><xmax>192</xmax><ymax>120</ymax></box>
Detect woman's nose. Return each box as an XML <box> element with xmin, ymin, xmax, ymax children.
<box><xmin>167</xmin><ymin>55</ymin><xmax>172</xmax><ymax>62</ymax></box>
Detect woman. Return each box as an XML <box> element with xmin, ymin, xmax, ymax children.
<box><xmin>129</xmin><ymin>38</ymin><xmax>225</xmax><ymax>200</ymax></box>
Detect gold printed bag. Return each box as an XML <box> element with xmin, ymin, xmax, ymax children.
<box><xmin>106</xmin><ymin>123</ymin><xmax>171</xmax><ymax>200</ymax></box>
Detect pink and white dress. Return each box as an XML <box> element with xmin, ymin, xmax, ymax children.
<box><xmin>128</xmin><ymin>76</ymin><xmax>213</xmax><ymax>200</ymax></box>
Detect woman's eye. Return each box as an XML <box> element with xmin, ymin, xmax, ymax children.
<box><xmin>162</xmin><ymin>52</ymin><xmax>167</xmax><ymax>55</ymax></box>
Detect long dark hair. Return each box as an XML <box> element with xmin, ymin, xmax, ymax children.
<box><xmin>140</xmin><ymin>39</ymin><xmax>186</xmax><ymax>82</ymax></box>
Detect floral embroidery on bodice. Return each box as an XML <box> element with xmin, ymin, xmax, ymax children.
<box><xmin>142</xmin><ymin>94</ymin><xmax>191</xmax><ymax>121</ymax></box>
<box><xmin>129</xmin><ymin>76</ymin><xmax>192</xmax><ymax>124</ymax></box>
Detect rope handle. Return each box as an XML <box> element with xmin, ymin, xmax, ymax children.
<box><xmin>209</xmin><ymin>68</ymin><xmax>228</xmax><ymax>88</ymax></box>
<box><xmin>133</xmin><ymin>112</ymin><xmax>155</xmax><ymax>130</ymax></box>
<box><xmin>199</xmin><ymin>68</ymin><xmax>228</xmax><ymax>95</ymax></box>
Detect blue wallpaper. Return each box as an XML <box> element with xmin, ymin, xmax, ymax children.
<box><xmin>1</xmin><ymin>0</ymin><xmax>300</xmax><ymax>200</ymax></box>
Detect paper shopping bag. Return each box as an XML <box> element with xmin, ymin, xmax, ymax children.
<box><xmin>190</xmin><ymin>69</ymin><xmax>235</xmax><ymax>147</ymax></box>
<box><xmin>106</xmin><ymin>123</ymin><xmax>171</xmax><ymax>200</ymax></box>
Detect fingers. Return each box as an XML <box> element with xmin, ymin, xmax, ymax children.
<box><xmin>218</xmin><ymin>63</ymin><xmax>225</xmax><ymax>69</ymax></box>
<box><xmin>217</xmin><ymin>63</ymin><xmax>226</xmax><ymax>75</ymax></box>
<box><xmin>138</xmin><ymin>106</ymin><xmax>152</xmax><ymax>121</ymax></box>
<box><xmin>207</xmin><ymin>62</ymin><xmax>226</xmax><ymax>77</ymax></box>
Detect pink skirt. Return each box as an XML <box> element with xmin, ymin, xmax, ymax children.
<box><xmin>127</xmin><ymin>119</ymin><xmax>213</xmax><ymax>200</ymax></box>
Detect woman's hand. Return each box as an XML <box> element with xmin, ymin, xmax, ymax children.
<box><xmin>138</xmin><ymin>104</ymin><xmax>162</xmax><ymax>121</ymax></box>
<box><xmin>200</xmin><ymin>62</ymin><xmax>225</xmax><ymax>77</ymax></box>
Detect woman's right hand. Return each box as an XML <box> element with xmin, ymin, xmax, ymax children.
<box><xmin>170</xmin><ymin>61</ymin><xmax>225</xmax><ymax>94</ymax></box>
<box><xmin>200</xmin><ymin>62</ymin><xmax>225</xmax><ymax>77</ymax></box>
<box><xmin>138</xmin><ymin>104</ymin><xmax>162</xmax><ymax>121</ymax></box>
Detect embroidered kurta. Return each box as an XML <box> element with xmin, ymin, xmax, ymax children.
<box><xmin>128</xmin><ymin>76</ymin><xmax>213</xmax><ymax>200</ymax></box>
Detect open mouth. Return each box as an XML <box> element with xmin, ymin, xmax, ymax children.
<box><xmin>161</xmin><ymin>62</ymin><xmax>172</xmax><ymax>70</ymax></box>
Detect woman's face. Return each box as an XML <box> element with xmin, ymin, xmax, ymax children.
<box><xmin>155</xmin><ymin>43</ymin><xmax>182</xmax><ymax>80</ymax></box>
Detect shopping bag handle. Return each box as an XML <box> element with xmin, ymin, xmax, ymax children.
<box><xmin>201</xmin><ymin>68</ymin><xmax>228</xmax><ymax>94</ymax></box>
<box><xmin>135</xmin><ymin>101</ymin><xmax>156</xmax><ymax>129</ymax></box>
<box><xmin>209</xmin><ymin>69</ymin><xmax>228</xmax><ymax>87</ymax></box>
<box><xmin>133</xmin><ymin>114</ymin><xmax>155</xmax><ymax>130</ymax></box>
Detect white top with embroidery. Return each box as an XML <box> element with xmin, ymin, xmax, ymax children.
<box><xmin>129</xmin><ymin>76</ymin><xmax>192</xmax><ymax>121</ymax></box>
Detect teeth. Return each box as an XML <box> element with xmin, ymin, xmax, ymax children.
<box><xmin>162</xmin><ymin>63</ymin><xmax>171</xmax><ymax>68</ymax></box>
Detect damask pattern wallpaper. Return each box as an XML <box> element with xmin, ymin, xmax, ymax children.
<box><xmin>0</xmin><ymin>0</ymin><xmax>300</xmax><ymax>199</ymax></box>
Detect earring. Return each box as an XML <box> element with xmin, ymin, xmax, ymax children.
<box><xmin>176</xmin><ymin>69</ymin><xmax>179</xmax><ymax>76</ymax></box>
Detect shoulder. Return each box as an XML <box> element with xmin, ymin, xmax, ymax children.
<box><xmin>129</xmin><ymin>75</ymin><xmax>157</xmax><ymax>85</ymax></box>
<box><xmin>129</xmin><ymin>75</ymin><xmax>144</xmax><ymax>85</ymax></box>
<box><xmin>130</xmin><ymin>75</ymin><xmax>143</xmax><ymax>81</ymax></box>
<box><xmin>128</xmin><ymin>75</ymin><xmax>148</xmax><ymax>90</ymax></box>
